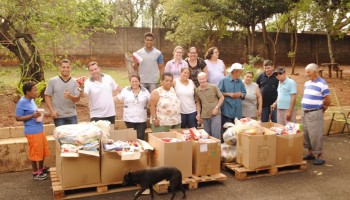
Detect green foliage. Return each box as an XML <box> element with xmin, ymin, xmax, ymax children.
<box><xmin>242</xmin><ymin>55</ymin><xmax>264</xmax><ymax>82</ymax></box>
<box><xmin>163</xmin><ymin>0</ymin><xmax>232</xmax><ymax>50</ymax></box>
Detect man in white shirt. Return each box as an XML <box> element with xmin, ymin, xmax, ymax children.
<box><xmin>81</xmin><ymin>61</ymin><xmax>122</xmax><ymax>124</ymax></box>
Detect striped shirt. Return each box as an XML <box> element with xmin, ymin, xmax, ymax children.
<box><xmin>301</xmin><ymin>77</ymin><xmax>329</xmax><ymax>110</ymax></box>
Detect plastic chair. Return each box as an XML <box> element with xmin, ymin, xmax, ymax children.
<box><xmin>326</xmin><ymin>88</ymin><xmax>350</xmax><ymax>135</ymax></box>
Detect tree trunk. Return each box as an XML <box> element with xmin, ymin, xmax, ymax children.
<box><xmin>250</xmin><ymin>25</ymin><xmax>256</xmax><ymax>56</ymax></box>
<box><xmin>261</xmin><ymin>21</ymin><xmax>271</xmax><ymax>59</ymax></box>
<box><xmin>326</xmin><ymin>29</ymin><xmax>337</xmax><ymax>65</ymax></box>
<box><xmin>0</xmin><ymin>20</ymin><xmax>45</xmax><ymax>84</ymax></box>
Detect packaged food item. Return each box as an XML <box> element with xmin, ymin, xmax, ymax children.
<box><xmin>132</xmin><ymin>52</ymin><xmax>143</xmax><ymax>63</ymax></box>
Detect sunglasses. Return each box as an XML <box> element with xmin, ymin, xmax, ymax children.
<box><xmin>276</xmin><ymin>72</ymin><xmax>284</xmax><ymax>75</ymax></box>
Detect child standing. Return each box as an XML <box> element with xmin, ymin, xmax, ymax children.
<box><xmin>15</xmin><ymin>81</ymin><xmax>51</xmax><ymax>180</ymax></box>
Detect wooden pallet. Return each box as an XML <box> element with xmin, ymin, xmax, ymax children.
<box><xmin>223</xmin><ymin>161</ymin><xmax>307</xmax><ymax>180</ymax></box>
<box><xmin>153</xmin><ymin>173</ymin><xmax>227</xmax><ymax>194</ymax></box>
<box><xmin>50</xmin><ymin>168</ymin><xmax>139</xmax><ymax>199</ymax></box>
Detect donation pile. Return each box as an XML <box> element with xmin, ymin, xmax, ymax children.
<box><xmin>221</xmin><ymin>118</ymin><xmax>264</xmax><ymax>162</ymax></box>
<box><xmin>269</xmin><ymin>122</ymin><xmax>303</xmax><ymax>135</ymax></box>
<box><xmin>53</xmin><ymin>121</ymin><xmax>111</xmax><ymax>157</ymax></box>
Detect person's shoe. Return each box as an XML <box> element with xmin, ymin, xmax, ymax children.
<box><xmin>313</xmin><ymin>158</ymin><xmax>325</xmax><ymax>165</ymax></box>
<box><xmin>33</xmin><ymin>172</ymin><xmax>48</xmax><ymax>180</ymax></box>
<box><xmin>41</xmin><ymin>167</ymin><xmax>50</xmax><ymax>174</ymax></box>
<box><xmin>303</xmin><ymin>154</ymin><xmax>315</xmax><ymax>160</ymax></box>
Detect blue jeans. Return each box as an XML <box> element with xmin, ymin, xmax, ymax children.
<box><xmin>181</xmin><ymin>112</ymin><xmax>197</xmax><ymax>128</ymax></box>
<box><xmin>261</xmin><ymin>106</ymin><xmax>277</xmax><ymax>122</ymax></box>
<box><xmin>54</xmin><ymin>116</ymin><xmax>78</xmax><ymax>127</ymax></box>
<box><xmin>141</xmin><ymin>83</ymin><xmax>158</xmax><ymax>93</ymax></box>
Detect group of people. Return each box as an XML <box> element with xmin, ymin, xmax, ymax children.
<box><xmin>15</xmin><ymin>33</ymin><xmax>331</xmax><ymax>181</ymax></box>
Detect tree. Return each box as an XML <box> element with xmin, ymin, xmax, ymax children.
<box><xmin>228</xmin><ymin>0</ymin><xmax>295</xmax><ymax>58</ymax></box>
<box><xmin>109</xmin><ymin>0</ymin><xmax>145</xmax><ymax>27</ymax></box>
<box><xmin>315</xmin><ymin>0</ymin><xmax>350</xmax><ymax>64</ymax></box>
<box><xmin>163</xmin><ymin>0</ymin><xmax>232</xmax><ymax>50</ymax></box>
<box><xmin>0</xmin><ymin>0</ymin><xmax>109</xmax><ymax>83</ymax></box>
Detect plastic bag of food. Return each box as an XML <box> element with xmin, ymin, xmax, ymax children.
<box><xmin>223</xmin><ymin>125</ymin><xmax>237</xmax><ymax>145</ymax></box>
<box><xmin>221</xmin><ymin>143</ymin><xmax>236</xmax><ymax>163</ymax></box>
<box><xmin>90</xmin><ymin>120</ymin><xmax>111</xmax><ymax>143</ymax></box>
<box><xmin>54</xmin><ymin>123</ymin><xmax>102</xmax><ymax>145</ymax></box>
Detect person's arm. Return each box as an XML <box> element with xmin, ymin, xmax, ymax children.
<box><xmin>158</xmin><ymin>53</ymin><xmax>164</xmax><ymax>78</ymax></box>
<box><xmin>286</xmin><ymin>93</ymin><xmax>297</xmax><ymax>120</ymax></box>
<box><xmin>64</xmin><ymin>89</ymin><xmax>80</xmax><ymax>103</ymax></box>
<box><xmin>203</xmin><ymin>66</ymin><xmax>208</xmax><ymax>74</ymax></box>
<box><xmin>149</xmin><ymin>90</ymin><xmax>160</xmax><ymax>126</ymax></box>
<box><xmin>44</xmin><ymin>95</ymin><xmax>57</xmax><ymax>119</ymax></box>
<box><xmin>323</xmin><ymin>95</ymin><xmax>331</xmax><ymax>112</ymax></box>
<box><xmin>213</xmin><ymin>94</ymin><xmax>225</xmax><ymax>116</ymax></box>
<box><xmin>241</xmin><ymin>81</ymin><xmax>247</xmax><ymax>100</ymax></box>
<box><xmin>256</xmin><ymin>87</ymin><xmax>263</xmax><ymax>117</ymax></box>
<box><xmin>16</xmin><ymin>111</ymin><xmax>40</xmax><ymax>122</ymax></box>
<box><xmin>158</xmin><ymin>63</ymin><xmax>164</xmax><ymax>79</ymax></box>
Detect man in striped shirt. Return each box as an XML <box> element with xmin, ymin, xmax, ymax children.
<box><xmin>301</xmin><ymin>63</ymin><xmax>331</xmax><ymax>165</ymax></box>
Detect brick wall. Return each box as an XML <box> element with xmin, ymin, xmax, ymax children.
<box><xmin>2</xmin><ymin>27</ymin><xmax>350</xmax><ymax>67</ymax></box>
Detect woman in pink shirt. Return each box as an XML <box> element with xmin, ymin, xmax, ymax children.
<box><xmin>164</xmin><ymin>46</ymin><xmax>189</xmax><ymax>79</ymax></box>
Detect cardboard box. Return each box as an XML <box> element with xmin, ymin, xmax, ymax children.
<box><xmin>149</xmin><ymin>132</ymin><xmax>192</xmax><ymax>177</ymax></box>
<box><xmin>101</xmin><ymin>129</ymin><xmax>151</xmax><ymax>184</ymax></box>
<box><xmin>261</xmin><ymin>122</ymin><xmax>304</xmax><ymax>166</ymax></box>
<box><xmin>192</xmin><ymin>137</ymin><xmax>221</xmax><ymax>176</ymax></box>
<box><xmin>56</xmin><ymin>141</ymin><xmax>100</xmax><ymax>188</ymax></box>
<box><xmin>236</xmin><ymin>128</ymin><xmax>276</xmax><ymax>170</ymax></box>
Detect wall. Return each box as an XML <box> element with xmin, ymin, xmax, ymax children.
<box><xmin>2</xmin><ymin>27</ymin><xmax>350</xmax><ymax>67</ymax></box>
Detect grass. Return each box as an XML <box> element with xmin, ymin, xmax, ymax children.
<box><xmin>0</xmin><ymin>66</ymin><xmax>130</xmax><ymax>93</ymax></box>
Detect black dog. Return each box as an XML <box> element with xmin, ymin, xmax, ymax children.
<box><xmin>122</xmin><ymin>166</ymin><xmax>186</xmax><ymax>200</ymax></box>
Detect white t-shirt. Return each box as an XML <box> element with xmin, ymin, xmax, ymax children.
<box><xmin>117</xmin><ymin>87</ymin><xmax>150</xmax><ymax>123</ymax></box>
<box><xmin>174</xmin><ymin>79</ymin><xmax>196</xmax><ymax>114</ymax></box>
<box><xmin>84</xmin><ymin>74</ymin><xmax>118</xmax><ymax>118</ymax></box>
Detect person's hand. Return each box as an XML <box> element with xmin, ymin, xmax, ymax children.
<box><xmin>286</xmin><ymin>111</ymin><xmax>292</xmax><ymax>121</ymax></box>
<box><xmin>32</xmin><ymin>111</ymin><xmax>41</xmax><ymax>118</ymax></box>
<box><xmin>50</xmin><ymin>111</ymin><xmax>58</xmax><ymax>119</ymax></box>
<box><xmin>153</xmin><ymin>119</ymin><xmax>160</xmax><ymax>127</ymax></box>
<box><xmin>257</xmin><ymin>108</ymin><xmax>262</xmax><ymax>117</ymax></box>
<box><xmin>64</xmin><ymin>89</ymin><xmax>70</xmax><ymax>99</ymax></box>
<box><xmin>196</xmin><ymin>113</ymin><xmax>201</xmax><ymax>121</ymax></box>
<box><xmin>270</xmin><ymin>103</ymin><xmax>276</xmax><ymax>111</ymax></box>
<box><xmin>212</xmin><ymin>107</ymin><xmax>219</xmax><ymax>116</ymax></box>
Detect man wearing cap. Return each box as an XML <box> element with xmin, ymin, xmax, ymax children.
<box><xmin>256</xmin><ymin>60</ymin><xmax>279</xmax><ymax>122</ymax></box>
<box><xmin>218</xmin><ymin>63</ymin><xmax>246</xmax><ymax>133</ymax></box>
<box><xmin>270</xmin><ymin>67</ymin><xmax>297</xmax><ymax>125</ymax></box>
<box><xmin>302</xmin><ymin>63</ymin><xmax>331</xmax><ymax>165</ymax></box>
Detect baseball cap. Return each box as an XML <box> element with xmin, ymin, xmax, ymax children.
<box><xmin>227</xmin><ymin>63</ymin><xmax>244</xmax><ymax>73</ymax></box>
<box><xmin>274</xmin><ymin>67</ymin><xmax>285</xmax><ymax>74</ymax></box>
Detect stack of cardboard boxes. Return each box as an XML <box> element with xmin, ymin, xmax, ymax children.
<box><xmin>236</xmin><ymin>122</ymin><xmax>304</xmax><ymax>171</ymax></box>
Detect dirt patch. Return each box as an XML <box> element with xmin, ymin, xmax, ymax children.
<box><xmin>2</xmin><ymin>66</ymin><xmax>349</xmax><ymax>128</ymax></box>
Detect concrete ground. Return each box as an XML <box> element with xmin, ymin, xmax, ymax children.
<box><xmin>1</xmin><ymin>134</ymin><xmax>350</xmax><ymax>200</ymax></box>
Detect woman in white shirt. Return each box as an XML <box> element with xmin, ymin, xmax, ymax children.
<box><xmin>205</xmin><ymin>47</ymin><xmax>226</xmax><ymax>85</ymax></box>
<box><xmin>117</xmin><ymin>74</ymin><xmax>150</xmax><ymax>140</ymax></box>
<box><xmin>164</xmin><ymin>46</ymin><xmax>189</xmax><ymax>79</ymax></box>
<box><xmin>173</xmin><ymin>67</ymin><xmax>197</xmax><ymax>128</ymax></box>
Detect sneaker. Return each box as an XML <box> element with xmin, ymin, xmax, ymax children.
<box><xmin>41</xmin><ymin>167</ymin><xmax>50</xmax><ymax>174</ymax></box>
<box><xmin>303</xmin><ymin>154</ymin><xmax>315</xmax><ymax>160</ymax></box>
<box><xmin>313</xmin><ymin>158</ymin><xmax>325</xmax><ymax>165</ymax></box>
<box><xmin>33</xmin><ymin>172</ymin><xmax>48</xmax><ymax>180</ymax></box>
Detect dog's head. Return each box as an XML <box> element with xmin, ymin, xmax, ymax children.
<box><xmin>122</xmin><ymin>172</ymin><xmax>134</xmax><ymax>186</ymax></box>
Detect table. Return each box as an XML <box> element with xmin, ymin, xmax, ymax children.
<box><xmin>321</xmin><ymin>63</ymin><xmax>338</xmax><ymax>78</ymax></box>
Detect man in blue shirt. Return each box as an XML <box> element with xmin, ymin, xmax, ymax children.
<box><xmin>218</xmin><ymin>63</ymin><xmax>246</xmax><ymax>133</ymax></box>
<box><xmin>270</xmin><ymin>67</ymin><xmax>297</xmax><ymax>125</ymax></box>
